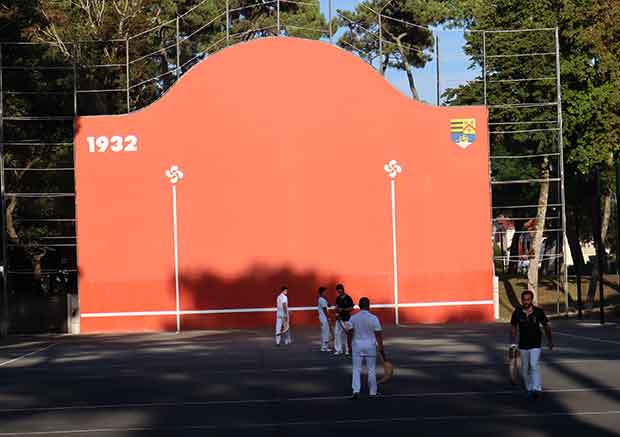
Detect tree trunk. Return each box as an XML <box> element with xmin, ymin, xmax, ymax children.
<box><xmin>587</xmin><ymin>173</ymin><xmax>611</xmax><ymax>306</ymax></box>
<box><xmin>395</xmin><ymin>33</ymin><xmax>419</xmax><ymax>100</ymax></box>
<box><xmin>566</xmin><ymin>208</ymin><xmax>585</xmax><ymax>271</ymax></box>
<box><xmin>601</xmin><ymin>188</ymin><xmax>612</xmax><ymax>245</ymax></box>
<box><xmin>381</xmin><ymin>54</ymin><xmax>389</xmax><ymax>75</ymax></box>
<box><xmin>6</xmin><ymin>195</ymin><xmax>18</xmax><ymax>241</ymax></box>
<box><xmin>508</xmin><ymin>220</ymin><xmax>523</xmax><ymax>274</ymax></box>
<box><xmin>527</xmin><ymin>159</ymin><xmax>550</xmax><ymax>299</ymax></box>
<box><xmin>32</xmin><ymin>253</ymin><xmax>45</xmax><ymax>292</ymax></box>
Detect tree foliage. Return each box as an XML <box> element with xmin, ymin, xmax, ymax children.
<box><xmin>335</xmin><ymin>0</ymin><xmax>461</xmax><ymax>98</ymax></box>
<box><xmin>1</xmin><ymin>0</ymin><xmax>327</xmax><ymax>324</ymax></box>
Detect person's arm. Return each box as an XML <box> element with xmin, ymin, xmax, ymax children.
<box><xmin>322</xmin><ymin>302</ymin><xmax>329</xmax><ymax>319</ymax></box>
<box><xmin>347</xmin><ymin>328</ymin><xmax>353</xmax><ymax>353</ymax></box>
<box><xmin>283</xmin><ymin>302</ymin><xmax>289</xmax><ymax>319</ymax></box>
<box><xmin>541</xmin><ymin>311</ymin><xmax>553</xmax><ymax>350</ymax></box>
<box><xmin>334</xmin><ymin>299</ymin><xmax>341</xmax><ymax>315</ymax></box>
<box><xmin>544</xmin><ymin>324</ymin><xmax>553</xmax><ymax>350</ymax></box>
<box><xmin>343</xmin><ymin>297</ymin><xmax>354</xmax><ymax>313</ymax></box>
<box><xmin>509</xmin><ymin>310</ymin><xmax>518</xmax><ymax>347</ymax></box>
<box><xmin>375</xmin><ymin>331</ymin><xmax>384</xmax><ymax>357</ymax></box>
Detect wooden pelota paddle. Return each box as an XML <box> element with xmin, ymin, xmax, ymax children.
<box><xmin>279</xmin><ymin>318</ymin><xmax>290</xmax><ymax>336</ymax></box>
<box><xmin>509</xmin><ymin>345</ymin><xmax>520</xmax><ymax>386</ymax></box>
<box><xmin>377</xmin><ymin>349</ymin><xmax>394</xmax><ymax>384</ymax></box>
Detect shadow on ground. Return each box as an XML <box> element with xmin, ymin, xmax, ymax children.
<box><xmin>0</xmin><ymin>321</ymin><xmax>619</xmax><ymax>436</ymax></box>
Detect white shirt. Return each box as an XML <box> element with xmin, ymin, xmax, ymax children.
<box><xmin>318</xmin><ymin>297</ymin><xmax>328</xmax><ymax>320</ymax></box>
<box><xmin>276</xmin><ymin>293</ymin><xmax>288</xmax><ymax>318</ymax></box>
<box><xmin>348</xmin><ymin>310</ymin><xmax>382</xmax><ymax>349</ymax></box>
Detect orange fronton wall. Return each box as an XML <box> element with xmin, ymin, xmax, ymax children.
<box><xmin>75</xmin><ymin>38</ymin><xmax>493</xmax><ymax>333</ymax></box>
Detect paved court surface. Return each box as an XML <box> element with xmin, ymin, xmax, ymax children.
<box><xmin>1</xmin><ymin>320</ymin><xmax>619</xmax><ymax>436</ymax></box>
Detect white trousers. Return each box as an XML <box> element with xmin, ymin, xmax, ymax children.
<box><xmin>352</xmin><ymin>346</ymin><xmax>377</xmax><ymax>395</ymax></box>
<box><xmin>319</xmin><ymin>316</ymin><xmax>330</xmax><ymax>349</ymax></box>
<box><xmin>334</xmin><ymin>320</ymin><xmax>349</xmax><ymax>353</ymax></box>
<box><xmin>275</xmin><ymin>316</ymin><xmax>291</xmax><ymax>345</ymax></box>
<box><xmin>520</xmin><ymin>348</ymin><xmax>542</xmax><ymax>391</ymax></box>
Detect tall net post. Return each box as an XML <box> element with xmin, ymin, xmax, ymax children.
<box><xmin>554</xmin><ymin>27</ymin><xmax>569</xmax><ymax>315</ymax></box>
<box><xmin>125</xmin><ymin>38</ymin><xmax>130</xmax><ymax>113</ymax></box>
<box><xmin>0</xmin><ymin>43</ymin><xmax>7</xmax><ymax>337</ymax></box>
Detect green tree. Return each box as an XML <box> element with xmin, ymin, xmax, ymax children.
<box><xmin>1</xmin><ymin>0</ymin><xmax>327</xmax><ymax>332</ymax></box>
<box><xmin>563</xmin><ymin>0</ymin><xmax>620</xmax><ymax>304</ymax></box>
<box><xmin>335</xmin><ymin>0</ymin><xmax>459</xmax><ymax>99</ymax></box>
<box><xmin>444</xmin><ymin>0</ymin><xmax>620</xmax><ymax>300</ymax></box>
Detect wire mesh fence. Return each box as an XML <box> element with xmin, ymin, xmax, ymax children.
<box><xmin>0</xmin><ymin>0</ymin><xmax>570</xmax><ymax>332</ymax></box>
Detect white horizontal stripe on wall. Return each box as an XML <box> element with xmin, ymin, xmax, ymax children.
<box><xmin>81</xmin><ymin>300</ymin><xmax>493</xmax><ymax>318</ymax></box>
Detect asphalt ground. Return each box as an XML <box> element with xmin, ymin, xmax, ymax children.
<box><xmin>1</xmin><ymin>320</ymin><xmax>619</xmax><ymax>436</ymax></box>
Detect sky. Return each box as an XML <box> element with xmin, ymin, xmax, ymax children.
<box><xmin>317</xmin><ymin>0</ymin><xmax>480</xmax><ymax>104</ymax></box>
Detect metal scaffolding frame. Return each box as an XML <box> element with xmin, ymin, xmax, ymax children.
<box><xmin>0</xmin><ymin>0</ymin><xmax>568</xmax><ymax>334</ymax></box>
<box><xmin>480</xmin><ymin>27</ymin><xmax>568</xmax><ymax>316</ymax></box>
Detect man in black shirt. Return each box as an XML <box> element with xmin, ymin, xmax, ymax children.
<box><xmin>333</xmin><ymin>283</ymin><xmax>354</xmax><ymax>356</ymax></box>
<box><xmin>510</xmin><ymin>289</ymin><xmax>554</xmax><ymax>399</ymax></box>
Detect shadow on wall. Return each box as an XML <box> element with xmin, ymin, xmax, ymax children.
<box><xmin>165</xmin><ymin>264</ymin><xmax>493</xmax><ymax>332</ymax></box>
<box><xmin>166</xmin><ymin>264</ymin><xmax>340</xmax><ymax>331</ymax></box>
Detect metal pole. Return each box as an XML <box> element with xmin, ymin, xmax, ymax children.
<box><xmin>72</xmin><ymin>44</ymin><xmax>78</xmax><ymax>115</ymax></box>
<box><xmin>0</xmin><ymin>43</ymin><xmax>8</xmax><ymax>337</ymax></box>
<box><xmin>125</xmin><ymin>38</ymin><xmax>130</xmax><ymax>113</ymax></box>
<box><xmin>226</xmin><ymin>0</ymin><xmax>230</xmax><ymax>46</ymax></box>
<box><xmin>554</xmin><ymin>27</ymin><xmax>569</xmax><ymax>315</ymax></box>
<box><xmin>390</xmin><ymin>179</ymin><xmax>399</xmax><ymax>325</ymax></box>
<box><xmin>595</xmin><ymin>167</ymin><xmax>605</xmax><ymax>324</ymax></box>
<box><xmin>172</xmin><ymin>184</ymin><xmax>181</xmax><ymax>333</ymax></box>
<box><xmin>71</xmin><ymin>43</ymin><xmax>80</xmax><ymax>334</ymax></box>
<box><xmin>176</xmin><ymin>18</ymin><xmax>181</xmax><ymax>80</ymax></box>
<box><xmin>435</xmin><ymin>32</ymin><xmax>440</xmax><ymax>106</ymax></box>
<box><xmin>575</xmin><ymin>208</ymin><xmax>583</xmax><ymax>319</ymax></box>
<box><xmin>556</xmin><ymin>225</ymin><xmax>560</xmax><ymax>315</ymax></box>
<box><xmin>615</xmin><ymin>153</ymin><xmax>620</xmax><ymax>303</ymax></box>
<box><xmin>378</xmin><ymin>14</ymin><xmax>383</xmax><ymax>75</ymax></box>
<box><xmin>276</xmin><ymin>0</ymin><xmax>280</xmax><ymax>36</ymax></box>
<box><xmin>328</xmin><ymin>0</ymin><xmax>332</xmax><ymax>43</ymax></box>
<box><xmin>482</xmin><ymin>31</ymin><xmax>487</xmax><ymax>105</ymax></box>
<box><xmin>483</xmin><ymin>29</ymin><xmax>495</xmax><ymax>315</ymax></box>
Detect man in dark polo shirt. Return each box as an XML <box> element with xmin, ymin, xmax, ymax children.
<box><xmin>510</xmin><ymin>289</ymin><xmax>554</xmax><ymax>399</ymax></box>
<box><xmin>333</xmin><ymin>284</ymin><xmax>354</xmax><ymax>355</ymax></box>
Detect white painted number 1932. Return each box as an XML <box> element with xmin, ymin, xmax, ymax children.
<box><xmin>87</xmin><ymin>135</ymin><xmax>138</xmax><ymax>153</ymax></box>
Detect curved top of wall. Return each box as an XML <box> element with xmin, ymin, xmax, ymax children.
<box><xmin>108</xmin><ymin>37</ymin><xmax>461</xmax><ymax>118</ymax></box>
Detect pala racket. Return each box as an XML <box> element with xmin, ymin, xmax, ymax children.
<box><xmin>278</xmin><ymin>317</ymin><xmax>290</xmax><ymax>336</ymax></box>
<box><xmin>377</xmin><ymin>349</ymin><xmax>394</xmax><ymax>384</ymax></box>
<box><xmin>508</xmin><ymin>345</ymin><xmax>521</xmax><ymax>386</ymax></box>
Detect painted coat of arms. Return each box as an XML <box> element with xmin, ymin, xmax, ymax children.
<box><xmin>450</xmin><ymin>118</ymin><xmax>477</xmax><ymax>149</ymax></box>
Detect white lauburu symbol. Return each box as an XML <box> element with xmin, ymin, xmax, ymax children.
<box><xmin>384</xmin><ymin>160</ymin><xmax>402</xmax><ymax>179</ymax></box>
<box><xmin>165</xmin><ymin>165</ymin><xmax>184</xmax><ymax>184</ymax></box>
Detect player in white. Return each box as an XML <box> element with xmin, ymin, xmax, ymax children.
<box><xmin>275</xmin><ymin>286</ymin><xmax>292</xmax><ymax>345</ymax></box>
<box><xmin>317</xmin><ymin>287</ymin><xmax>331</xmax><ymax>351</ymax></box>
<box><xmin>346</xmin><ymin>297</ymin><xmax>383</xmax><ymax>399</ymax></box>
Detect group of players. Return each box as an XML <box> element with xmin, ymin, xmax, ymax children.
<box><xmin>275</xmin><ymin>284</ymin><xmax>553</xmax><ymax>400</ymax></box>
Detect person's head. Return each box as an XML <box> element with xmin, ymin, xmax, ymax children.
<box><xmin>336</xmin><ymin>283</ymin><xmax>345</xmax><ymax>296</ymax></box>
<box><xmin>521</xmin><ymin>290</ymin><xmax>534</xmax><ymax>308</ymax></box>
<box><xmin>281</xmin><ymin>286</ymin><xmax>288</xmax><ymax>295</ymax></box>
<box><xmin>359</xmin><ymin>297</ymin><xmax>370</xmax><ymax>310</ymax></box>
<box><xmin>318</xmin><ymin>286</ymin><xmax>327</xmax><ymax>296</ymax></box>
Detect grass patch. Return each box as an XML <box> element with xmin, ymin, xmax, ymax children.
<box><xmin>497</xmin><ymin>273</ymin><xmax>620</xmax><ymax>321</ymax></box>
